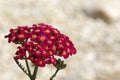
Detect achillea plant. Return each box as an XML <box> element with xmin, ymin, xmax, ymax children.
<box><xmin>5</xmin><ymin>23</ymin><xmax>76</xmax><ymax>80</ymax></box>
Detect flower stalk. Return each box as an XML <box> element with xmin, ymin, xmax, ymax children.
<box><xmin>32</xmin><ymin>65</ymin><xmax>38</xmax><ymax>80</ymax></box>
<box><xmin>50</xmin><ymin>68</ymin><xmax>60</xmax><ymax>80</ymax></box>
<box><xmin>49</xmin><ymin>58</ymin><xmax>66</xmax><ymax>80</ymax></box>
<box><xmin>25</xmin><ymin>56</ymin><xmax>32</xmax><ymax>77</ymax></box>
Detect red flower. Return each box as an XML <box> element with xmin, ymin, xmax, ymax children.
<box><xmin>17</xmin><ymin>34</ymin><xmax>26</xmax><ymax>40</ymax></box>
<box><xmin>15</xmin><ymin>46</ymin><xmax>26</xmax><ymax>60</ymax></box>
<box><xmin>35</xmin><ymin>58</ymin><xmax>46</xmax><ymax>67</ymax></box>
<box><xmin>5</xmin><ymin>26</ymin><xmax>30</xmax><ymax>43</ymax></box>
<box><xmin>5</xmin><ymin>23</ymin><xmax>77</xmax><ymax>67</ymax></box>
<box><xmin>30</xmin><ymin>34</ymin><xmax>37</xmax><ymax>42</ymax></box>
<box><xmin>37</xmin><ymin>35</ymin><xmax>47</xmax><ymax>43</ymax></box>
<box><xmin>50</xmin><ymin>56</ymin><xmax>57</xmax><ymax>66</ymax></box>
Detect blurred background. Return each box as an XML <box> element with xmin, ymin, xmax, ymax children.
<box><xmin>1</xmin><ymin>0</ymin><xmax>120</xmax><ymax>80</ymax></box>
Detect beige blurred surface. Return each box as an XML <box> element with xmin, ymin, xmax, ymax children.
<box><xmin>1</xmin><ymin>0</ymin><xmax>120</xmax><ymax>80</ymax></box>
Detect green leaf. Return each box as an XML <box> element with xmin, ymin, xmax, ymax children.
<box><xmin>13</xmin><ymin>57</ymin><xmax>29</xmax><ymax>76</ymax></box>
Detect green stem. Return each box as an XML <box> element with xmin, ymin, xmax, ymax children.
<box><xmin>32</xmin><ymin>65</ymin><xmax>38</xmax><ymax>80</ymax></box>
<box><xmin>49</xmin><ymin>68</ymin><xmax>60</xmax><ymax>80</ymax></box>
<box><xmin>25</xmin><ymin>56</ymin><xmax>32</xmax><ymax>77</ymax></box>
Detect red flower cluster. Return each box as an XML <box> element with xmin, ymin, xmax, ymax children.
<box><xmin>5</xmin><ymin>23</ymin><xmax>76</xmax><ymax>67</ymax></box>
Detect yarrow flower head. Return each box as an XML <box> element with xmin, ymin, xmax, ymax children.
<box><xmin>5</xmin><ymin>23</ymin><xmax>77</xmax><ymax>80</ymax></box>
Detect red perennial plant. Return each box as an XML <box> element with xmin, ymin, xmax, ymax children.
<box><xmin>5</xmin><ymin>23</ymin><xmax>76</xmax><ymax>80</ymax></box>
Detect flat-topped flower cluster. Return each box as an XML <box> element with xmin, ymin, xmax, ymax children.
<box><xmin>5</xmin><ymin>23</ymin><xmax>76</xmax><ymax>67</ymax></box>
